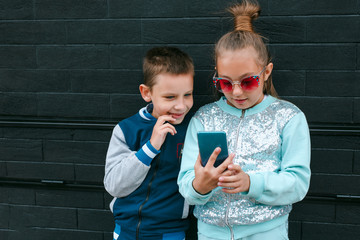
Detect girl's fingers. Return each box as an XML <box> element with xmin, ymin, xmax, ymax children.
<box><xmin>194</xmin><ymin>154</ymin><xmax>202</xmax><ymax>168</ymax></box>
<box><xmin>227</xmin><ymin>163</ymin><xmax>242</xmax><ymax>172</ymax></box>
<box><xmin>218</xmin><ymin>170</ymin><xmax>250</xmax><ymax>193</ymax></box>
<box><xmin>216</xmin><ymin>153</ymin><xmax>235</xmax><ymax>173</ymax></box>
<box><xmin>205</xmin><ymin>147</ymin><xmax>221</xmax><ymax>168</ymax></box>
<box><xmin>218</xmin><ymin>174</ymin><xmax>242</xmax><ymax>186</ymax></box>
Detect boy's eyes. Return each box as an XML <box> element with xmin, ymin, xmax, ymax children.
<box><xmin>164</xmin><ymin>93</ymin><xmax>192</xmax><ymax>99</ymax></box>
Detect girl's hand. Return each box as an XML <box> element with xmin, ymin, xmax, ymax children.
<box><xmin>192</xmin><ymin>148</ymin><xmax>235</xmax><ymax>195</ymax></box>
<box><xmin>150</xmin><ymin>115</ymin><xmax>177</xmax><ymax>150</ymax></box>
<box><xmin>218</xmin><ymin>164</ymin><xmax>250</xmax><ymax>194</ymax></box>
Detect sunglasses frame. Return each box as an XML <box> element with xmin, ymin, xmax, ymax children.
<box><xmin>213</xmin><ymin>66</ymin><xmax>266</xmax><ymax>93</ymax></box>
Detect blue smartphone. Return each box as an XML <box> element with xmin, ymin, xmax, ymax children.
<box><xmin>197</xmin><ymin>131</ymin><xmax>229</xmax><ymax>167</ymax></box>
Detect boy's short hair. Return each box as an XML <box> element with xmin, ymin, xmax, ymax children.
<box><xmin>143</xmin><ymin>47</ymin><xmax>194</xmax><ymax>89</ymax></box>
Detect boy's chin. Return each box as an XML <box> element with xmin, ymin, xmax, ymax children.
<box><xmin>171</xmin><ymin>118</ymin><xmax>184</xmax><ymax>125</ymax></box>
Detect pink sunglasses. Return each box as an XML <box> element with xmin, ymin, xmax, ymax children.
<box><xmin>213</xmin><ymin>67</ymin><xmax>266</xmax><ymax>92</ymax></box>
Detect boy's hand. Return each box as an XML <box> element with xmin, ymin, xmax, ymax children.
<box><xmin>192</xmin><ymin>148</ymin><xmax>235</xmax><ymax>195</ymax></box>
<box><xmin>218</xmin><ymin>164</ymin><xmax>250</xmax><ymax>193</ymax></box>
<box><xmin>150</xmin><ymin>115</ymin><xmax>177</xmax><ymax>150</ymax></box>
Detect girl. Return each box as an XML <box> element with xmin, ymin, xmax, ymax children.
<box><xmin>177</xmin><ymin>1</ymin><xmax>311</xmax><ymax>239</ymax></box>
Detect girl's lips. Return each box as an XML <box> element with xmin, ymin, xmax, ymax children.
<box><xmin>234</xmin><ymin>98</ymin><xmax>247</xmax><ymax>104</ymax></box>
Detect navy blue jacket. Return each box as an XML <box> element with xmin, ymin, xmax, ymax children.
<box><xmin>111</xmin><ymin>107</ymin><xmax>193</xmax><ymax>239</ymax></box>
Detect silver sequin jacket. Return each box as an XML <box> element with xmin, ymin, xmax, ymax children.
<box><xmin>178</xmin><ymin>96</ymin><xmax>311</xmax><ymax>228</ymax></box>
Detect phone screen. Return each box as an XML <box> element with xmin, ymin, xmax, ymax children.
<box><xmin>197</xmin><ymin>131</ymin><xmax>229</xmax><ymax>167</ymax></box>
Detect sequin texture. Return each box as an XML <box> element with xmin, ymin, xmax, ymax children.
<box><xmin>193</xmin><ymin>99</ymin><xmax>300</xmax><ymax>226</ymax></box>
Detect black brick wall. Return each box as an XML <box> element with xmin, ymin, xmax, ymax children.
<box><xmin>0</xmin><ymin>0</ymin><xmax>359</xmax><ymax>239</ymax></box>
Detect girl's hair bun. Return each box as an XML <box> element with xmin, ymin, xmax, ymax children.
<box><xmin>228</xmin><ymin>0</ymin><xmax>261</xmax><ymax>32</ymax></box>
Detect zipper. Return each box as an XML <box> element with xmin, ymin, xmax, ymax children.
<box><xmin>224</xmin><ymin>195</ymin><xmax>234</xmax><ymax>240</ymax></box>
<box><xmin>225</xmin><ymin>109</ymin><xmax>245</xmax><ymax>240</ymax></box>
<box><xmin>136</xmin><ymin>155</ymin><xmax>160</xmax><ymax>239</ymax></box>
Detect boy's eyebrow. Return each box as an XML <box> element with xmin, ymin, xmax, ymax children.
<box><xmin>162</xmin><ymin>89</ymin><xmax>193</xmax><ymax>95</ymax></box>
<box><xmin>161</xmin><ymin>92</ymin><xmax>177</xmax><ymax>95</ymax></box>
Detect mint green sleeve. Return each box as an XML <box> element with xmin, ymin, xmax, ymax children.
<box><xmin>177</xmin><ymin>117</ymin><xmax>214</xmax><ymax>205</ymax></box>
<box><xmin>245</xmin><ymin>112</ymin><xmax>311</xmax><ymax>205</ymax></box>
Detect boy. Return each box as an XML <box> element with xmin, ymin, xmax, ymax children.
<box><xmin>104</xmin><ymin>46</ymin><xmax>194</xmax><ymax>240</ymax></box>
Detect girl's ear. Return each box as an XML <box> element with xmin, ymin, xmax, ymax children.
<box><xmin>139</xmin><ymin>84</ymin><xmax>152</xmax><ymax>102</ymax></box>
<box><xmin>264</xmin><ymin>63</ymin><xmax>273</xmax><ymax>81</ymax></box>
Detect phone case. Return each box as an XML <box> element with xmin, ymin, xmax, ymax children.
<box><xmin>197</xmin><ymin>131</ymin><xmax>229</xmax><ymax>167</ymax></box>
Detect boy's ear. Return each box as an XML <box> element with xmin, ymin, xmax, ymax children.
<box><xmin>139</xmin><ymin>84</ymin><xmax>152</xmax><ymax>102</ymax></box>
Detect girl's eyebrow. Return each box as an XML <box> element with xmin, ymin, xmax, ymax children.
<box><xmin>219</xmin><ymin>72</ymin><xmax>255</xmax><ymax>80</ymax></box>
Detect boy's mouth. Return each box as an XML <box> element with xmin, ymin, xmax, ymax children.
<box><xmin>170</xmin><ymin>113</ymin><xmax>184</xmax><ymax>119</ymax></box>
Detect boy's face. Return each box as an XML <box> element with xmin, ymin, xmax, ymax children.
<box><xmin>140</xmin><ymin>73</ymin><xmax>193</xmax><ymax>125</ymax></box>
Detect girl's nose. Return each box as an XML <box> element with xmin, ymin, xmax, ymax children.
<box><xmin>232</xmin><ymin>83</ymin><xmax>243</xmax><ymax>95</ymax></box>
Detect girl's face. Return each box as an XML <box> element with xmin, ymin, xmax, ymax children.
<box><xmin>140</xmin><ymin>73</ymin><xmax>194</xmax><ymax>125</ymax></box>
<box><xmin>216</xmin><ymin>47</ymin><xmax>273</xmax><ymax>110</ymax></box>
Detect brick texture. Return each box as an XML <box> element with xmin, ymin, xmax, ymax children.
<box><xmin>0</xmin><ymin>0</ymin><xmax>359</xmax><ymax>239</ymax></box>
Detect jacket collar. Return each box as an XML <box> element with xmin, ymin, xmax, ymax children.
<box><xmin>216</xmin><ymin>95</ymin><xmax>276</xmax><ymax>118</ymax></box>
<box><xmin>139</xmin><ymin>103</ymin><xmax>156</xmax><ymax>121</ymax></box>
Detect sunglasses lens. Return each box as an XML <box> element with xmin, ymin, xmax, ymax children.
<box><xmin>217</xmin><ymin>79</ymin><xmax>232</xmax><ymax>92</ymax></box>
<box><xmin>241</xmin><ymin>76</ymin><xmax>259</xmax><ymax>91</ymax></box>
<box><xmin>214</xmin><ymin>75</ymin><xmax>260</xmax><ymax>92</ymax></box>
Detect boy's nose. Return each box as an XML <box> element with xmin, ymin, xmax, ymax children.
<box><xmin>174</xmin><ymin>99</ymin><xmax>186</xmax><ymax>110</ymax></box>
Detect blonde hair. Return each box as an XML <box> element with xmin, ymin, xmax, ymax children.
<box><xmin>143</xmin><ymin>47</ymin><xmax>194</xmax><ymax>90</ymax></box>
<box><xmin>215</xmin><ymin>0</ymin><xmax>278</xmax><ymax>98</ymax></box>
